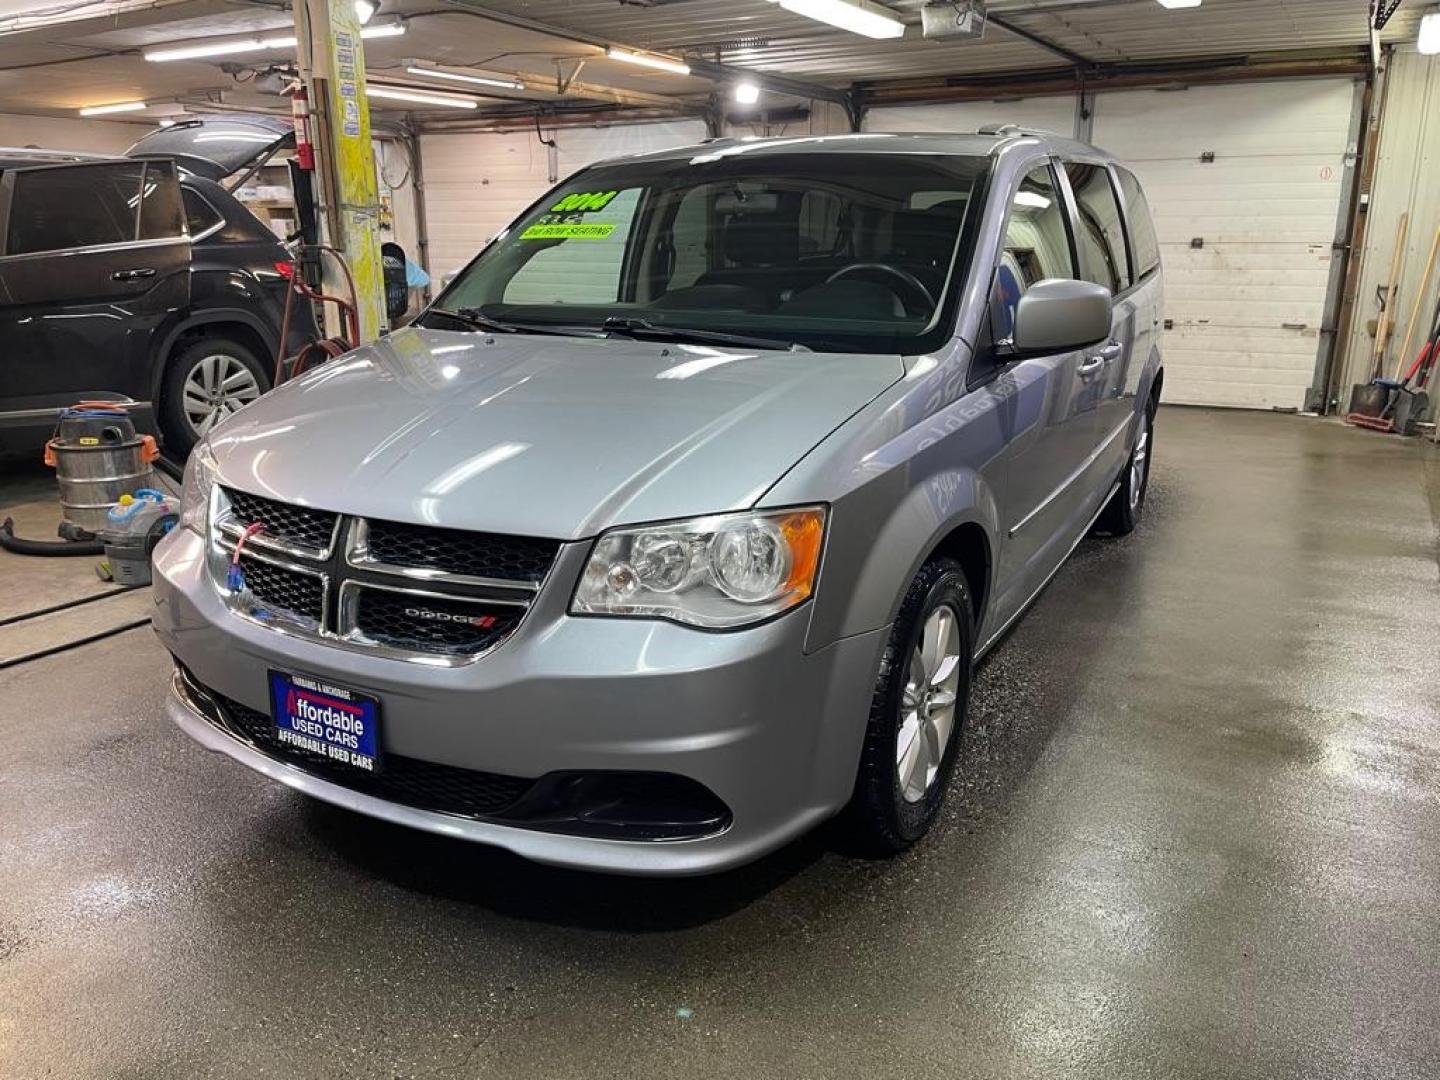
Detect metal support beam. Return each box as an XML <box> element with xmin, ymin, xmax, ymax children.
<box><xmin>988</xmin><ymin>13</ymin><xmax>1095</xmax><ymax>68</ymax></box>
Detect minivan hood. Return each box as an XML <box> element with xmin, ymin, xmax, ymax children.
<box><xmin>207</xmin><ymin>326</ymin><xmax>904</xmax><ymax>539</ymax></box>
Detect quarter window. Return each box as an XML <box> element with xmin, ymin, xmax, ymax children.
<box><xmin>1114</xmin><ymin>166</ymin><xmax>1161</xmax><ymax>279</ymax></box>
<box><xmin>1065</xmin><ymin>163</ymin><xmax>1130</xmax><ymax>293</ymax></box>
<box><xmin>181</xmin><ymin>186</ymin><xmax>224</xmax><ymax>237</ymax></box>
<box><xmin>136</xmin><ymin>161</ymin><xmax>185</xmax><ymax>241</ymax></box>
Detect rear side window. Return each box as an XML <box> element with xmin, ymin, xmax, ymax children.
<box><xmin>137</xmin><ymin>161</ymin><xmax>185</xmax><ymax>241</ymax></box>
<box><xmin>1065</xmin><ymin>162</ymin><xmax>1130</xmax><ymax>293</ymax></box>
<box><xmin>181</xmin><ymin>185</ymin><xmax>224</xmax><ymax>237</ymax></box>
<box><xmin>5</xmin><ymin>160</ymin><xmax>184</xmax><ymax>255</ymax></box>
<box><xmin>1114</xmin><ymin>166</ymin><xmax>1160</xmax><ymax>279</ymax></box>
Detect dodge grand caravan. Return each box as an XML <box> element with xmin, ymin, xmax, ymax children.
<box><xmin>153</xmin><ymin>129</ymin><xmax>1165</xmax><ymax>875</ymax></box>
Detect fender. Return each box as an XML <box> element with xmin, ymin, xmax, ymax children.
<box><xmin>148</xmin><ymin>306</ymin><xmax>280</xmax><ymax>404</ymax></box>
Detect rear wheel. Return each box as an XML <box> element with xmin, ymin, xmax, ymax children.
<box><xmin>160</xmin><ymin>337</ymin><xmax>269</xmax><ymax>456</ymax></box>
<box><xmin>1095</xmin><ymin>401</ymin><xmax>1155</xmax><ymax>537</ymax></box>
<box><xmin>844</xmin><ymin>558</ymin><xmax>974</xmax><ymax>854</ymax></box>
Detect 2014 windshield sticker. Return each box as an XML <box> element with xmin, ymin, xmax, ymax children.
<box><xmin>519</xmin><ymin>190</ymin><xmax>621</xmax><ymax>240</ymax></box>
<box><xmin>550</xmin><ymin>190</ymin><xmax>619</xmax><ymax>213</ymax></box>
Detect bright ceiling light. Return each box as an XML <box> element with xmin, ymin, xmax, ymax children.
<box><xmin>366</xmin><ymin>84</ymin><xmax>478</xmax><ymax>109</ymax></box>
<box><xmin>354</xmin><ymin>0</ymin><xmax>376</xmax><ymax>24</ymax></box>
<box><xmin>145</xmin><ymin>21</ymin><xmax>402</xmax><ymax>61</ymax></box>
<box><xmin>770</xmin><ymin>0</ymin><xmax>905</xmax><ymax>39</ymax></box>
<box><xmin>360</xmin><ymin>20</ymin><xmax>405</xmax><ymax>39</ymax></box>
<box><xmin>1421</xmin><ymin>11</ymin><xmax>1440</xmax><ymax>54</ymax></box>
<box><xmin>733</xmin><ymin>80</ymin><xmax>761</xmax><ymax>104</ymax></box>
<box><xmin>405</xmin><ymin>65</ymin><xmax>525</xmax><ymax>91</ymax></box>
<box><xmin>78</xmin><ymin>101</ymin><xmax>148</xmax><ymax>115</ymax></box>
<box><xmin>1013</xmin><ymin>191</ymin><xmax>1052</xmax><ymax>210</ymax></box>
<box><xmin>606</xmin><ymin>47</ymin><xmax>691</xmax><ymax>75</ymax></box>
<box><xmin>1155</xmin><ymin>0</ymin><xmax>1202</xmax><ymax>8</ymax></box>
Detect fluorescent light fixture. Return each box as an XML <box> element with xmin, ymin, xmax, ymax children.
<box><xmin>366</xmin><ymin>84</ymin><xmax>478</xmax><ymax>108</ymax></box>
<box><xmin>354</xmin><ymin>0</ymin><xmax>376</xmax><ymax>24</ymax></box>
<box><xmin>733</xmin><ymin>80</ymin><xmax>761</xmax><ymax>104</ymax></box>
<box><xmin>146</xmin><ymin>21</ymin><xmax>403</xmax><ymax>62</ymax></box>
<box><xmin>771</xmin><ymin>0</ymin><xmax>905</xmax><ymax>39</ymax></box>
<box><xmin>606</xmin><ymin>46</ymin><xmax>691</xmax><ymax>75</ymax></box>
<box><xmin>1421</xmin><ymin>11</ymin><xmax>1440</xmax><ymax>54</ymax></box>
<box><xmin>360</xmin><ymin>20</ymin><xmax>405</xmax><ymax>39</ymax></box>
<box><xmin>1155</xmin><ymin>0</ymin><xmax>1202</xmax><ymax>8</ymax></box>
<box><xmin>405</xmin><ymin>65</ymin><xmax>525</xmax><ymax>91</ymax></box>
<box><xmin>79</xmin><ymin>101</ymin><xmax>148</xmax><ymax>115</ymax></box>
<box><xmin>159</xmin><ymin>118</ymin><xmax>178</xmax><ymax>127</ymax></box>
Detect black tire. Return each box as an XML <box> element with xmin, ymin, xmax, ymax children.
<box><xmin>1094</xmin><ymin>399</ymin><xmax>1155</xmax><ymax>537</ymax></box>
<box><xmin>159</xmin><ymin>336</ymin><xmax>270</xmax><ymax>457</ymax></box>
<box><xmin>843</xmin><ymin>557</ymin><xmax>975</xmax><ymax>855</ymax></box>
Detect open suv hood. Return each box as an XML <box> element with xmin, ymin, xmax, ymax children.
<box><xmin>127</xmin><ymin>113</ymin><xmax>292</xmax><ymax>182</ymax></box>
<box><xmin>206</xmin><ymin>326</ymin><xmax>904</xmax><ymax>539</ymax></box>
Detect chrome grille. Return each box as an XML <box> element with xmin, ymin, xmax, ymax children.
<box><xmin>349</xmin><ymin>587</ymin><xmax>523</xmax><ymax>658</ymax></box>
<box><xmin>212</xmin><ymin>490</ymin><xmax>556</xmax><ymax>664</ymax></box>
<box><xmin>236</xmin><ymin>552</ymin><xmax>325</xmax><ymax>624</ymax></box>
<box><xmin>361</xmin><ymin>518</ymin><xmax>559</xmax><ymax>584</ymax></box>
<box><xmin>222</xmin><ymin>488</ymin><xmax>339</xmax><ymax>557</ymax></box>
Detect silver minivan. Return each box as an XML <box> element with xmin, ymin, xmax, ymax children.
<box><xmin>154</xmin><ymin>128</ymin><xmax>1164</xmax><ymax>875</ymax></box>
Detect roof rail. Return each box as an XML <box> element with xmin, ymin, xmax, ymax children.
<box><xmin>976</xmin><ymin>122</ymin><xmax>1061</xmax><ymax>138</ymax></box>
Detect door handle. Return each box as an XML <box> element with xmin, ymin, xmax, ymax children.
<box><xmin>1096</xmin><ymin>342</ymin><xmax>1124</xmax><ymax>362</ymax></box>
<box><xmin>111</xmin><ymin>267</ymin><xmax>156</xmax><ymax>281</ymax></box>
<box><xmin>1077</xmin><ymin>357</ymin><xmax>1106</xmax><ymax>378</ymax></box>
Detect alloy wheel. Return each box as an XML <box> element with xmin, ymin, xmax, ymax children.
<box><xmin>896</xmin><ymin>603</ymin><xmax>963</xmax><ymax>803</ymax></box>
<box><xmin>182</xmin><ymin>353</ymin><xmax>261</xmax><ymax>438</ymax></box>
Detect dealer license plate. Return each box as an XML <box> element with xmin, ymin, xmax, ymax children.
<box><xmin>268</xmin><ymin>670</ymin><xmax>381</xmax><ymax>773</ymax></box>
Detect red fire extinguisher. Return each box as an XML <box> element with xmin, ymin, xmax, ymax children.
<box><xmin>290</xmin><ymin>83</ymin><xmax>315</xmax><ymax>172</ymax></box>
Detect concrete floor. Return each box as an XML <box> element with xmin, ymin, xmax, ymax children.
<box><xmin>1</xmin><ymin>407</ymin><xmax>1438</xmax><ymax>1080</ymax></box>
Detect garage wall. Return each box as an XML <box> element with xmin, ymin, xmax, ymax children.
<box><xmin>1095</xmin><ymin>80</ymin><xmax>1358</xmax><ymax>410</ymax></box>
<box><xmin>865</xmin><ymin>80</ymin><xmax>1360</xmax><ymax>410</ymax></box>
<box><xmin>1339</xmin><ymin>47</ymin><xmax>1440</xmax><ymax>395</ymax></box>
<box><xmin>418</xmin><ymin>119</ymin><xmax>706</xmax><ymax>282</ymax></box>
<box><xmin>0</xmin><ymin>112</ymin><xmax>144</xmax><ymax>154</ymax></box>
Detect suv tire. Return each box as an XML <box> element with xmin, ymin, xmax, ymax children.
<box><xmin>844</xmin><ymin>557</ymin><xmax>974</xmax><ymax>854</ymax></box>
<box><xmin>1095</xmin><ymin>400</ymin><xmax>1155</xmax><ymax>537</ymax></box>
<box><xmin>160</xmin><ymin>336</ymin><xmax>270</xmax><ymax>456</ymax></box>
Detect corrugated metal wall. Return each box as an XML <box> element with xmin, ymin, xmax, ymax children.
<box><xmin>868</xmin><ymin>79</ymin><xmax>1359</xmax><ymax>410</ymax></box>
<box><xmin>1340</xmin><ymin>47</ymin><xmax>1440</xmax><ymax>394</ymax></box>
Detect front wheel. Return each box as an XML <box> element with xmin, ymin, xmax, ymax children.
<box><xmin>843</xmin><ymin>558</ymin><xmax>975</xmax><ymax>855</ymax></box>
<box><xmin>160</xmin><ymin>337</ymin><xmax>269</xmax><ymax>457</ymax></box>
<box><xmin>1095</xmin><ymin>402</ymin><xmax>1154</xmax><ymax>537</ymax></box>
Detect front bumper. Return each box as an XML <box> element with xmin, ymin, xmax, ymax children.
<box><xmin>152</xmin><ymin>527</ymin><xmax>886</xmax><ymax>875</ymax></box>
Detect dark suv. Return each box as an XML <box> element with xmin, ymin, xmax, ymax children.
<box><xmin>0</xmin><ymin>114</ymin><xmax>316</xmax><ymax>457</ymax></box>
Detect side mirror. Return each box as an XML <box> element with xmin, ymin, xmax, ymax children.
<box><xmin>1011</xmin><ymin>279</ymin><xmax>1113</xmax><ymax>355</ymax></box>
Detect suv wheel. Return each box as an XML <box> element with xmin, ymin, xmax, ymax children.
<box><xmin>845</xmin><ymin>557</ymin><xmax>974</xmax><ymax>854</ymax></box>
<box><xmin>1095</xmin><ymin>400</ymin><xmax>1155</xmax><ymax>537</ymax></box>
<box><xmin>160</xmin><ymin>337</ymin><xmax>269</xmax><ymax>456</ymax></box>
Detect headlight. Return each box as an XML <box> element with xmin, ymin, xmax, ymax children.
<box><xmin>179</xmin><ymin>443</ymin><xmax>219</xmax><ymax>535</ymax></box>
<box><xmin>571</xmin><ymin>507</ymin><xmax>826</xmax><ymax>629</ymax></box>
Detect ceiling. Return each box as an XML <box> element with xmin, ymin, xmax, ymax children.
<box><xmin>0</xmin><ymin>0</ymin><xmax>1427</xmax><ymax>123</ymax></box>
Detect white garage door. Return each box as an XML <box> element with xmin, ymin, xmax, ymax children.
<box><xmin>1094</xmin><ymin>80</ymin><xmax>1358</xmax><ymax>409</ymax></box>
<box><xmin>419</xmin><ymin>119</ymin><xmax>707</xmax><ymax>282</ymax></box>
<box><xmin>864</xmin><ymin>97</ymin><xmax>1077</xmax><ymax>138</ymax></box>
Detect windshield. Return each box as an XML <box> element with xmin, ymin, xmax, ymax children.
<box><xmin>429</xmin><ymin>149</ymin><xmax>991</xmax><ymax>355</ymax></box>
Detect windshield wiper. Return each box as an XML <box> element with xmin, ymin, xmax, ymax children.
<box><xmin>423</xmin><ymin>307</ymin><xmax>600</xmax><ymax>338</ymax></box>
<box><xmin>599</xmin><ymin>317</ymin><xmax>806</xmax><ymax>352</ymax></box>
